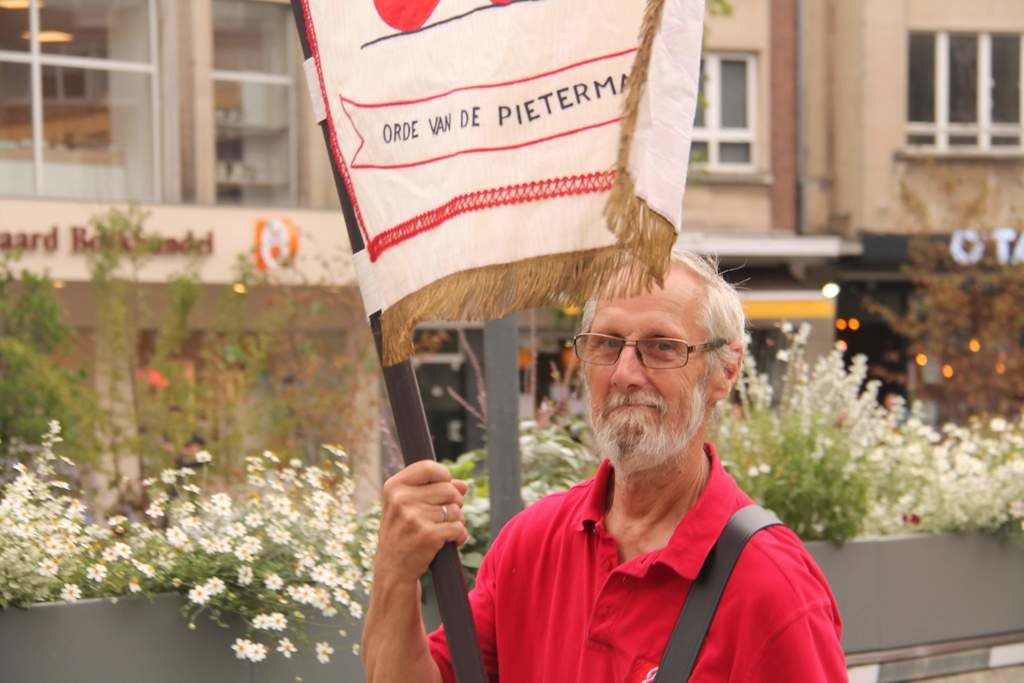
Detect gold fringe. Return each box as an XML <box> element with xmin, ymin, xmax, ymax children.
<box><xmin>380</xmin><ymin>246</ymin><xmax>657</xmax><ymax>365</ymax></box>
<box><xmin>604</xmin><ymin>0</ymin><xmax>676</xmax><ymax>283</ymax></box>
<box><xmin>379</xmin><ymin>0</ymin><xmax>676</xmax><ymax>366</ymax></box>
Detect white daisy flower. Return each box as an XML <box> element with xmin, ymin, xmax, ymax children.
<box><xmin>86</xmin><ymin>563</ymin><xmax>107</xmax><ymax>582</ymax></box>
<box><xmin>253</xmin><ymin>612</ymin><xmax>287</xmax><ymax>631</ymax></box>
<box><xmin>276</xmin><ymin>638</ymin><xmax>296</xmax><ymax>659</ymax></box>
<box><xmin>247</xmin><ymin>642</ymin><xmax>268</xmax><ymax>662</ymax></box>
<box><xmin>166</xmin><ymin>527</ymin><xmax>190</xmax><ymax>549</ymax></box>
<box><xmin>194</xmin><ymin>450</ymin><xmax>212</xmax><ymax>464</ymax></box>
<box><xmin>315</xmin><ymin>642</ymin><xmax>334</xmax><ymax>664</ymax></box>
<box><xmin>60</xmin><ymin>583</ymin><xmax>82</xmax><ymax>602</ymax></box>
<box><xmin>234</xmin><ymin>536</ymin><xmax>262</xmax><ymax>563</ymax></box>
<box><xmin>264</xmin><ymin>573</ymin><xmax>284</xmax><ymax>591</ymax></box>
<box><xmin>188</xmin><ymin>585</ymin><xmax>211</xmax><ymax>605</ymax></box>
<box><xmin>232</xmin><ymin>638</ymin><xmax>252</xmax><ymax>660</ymax></box>
<box><xmin>224</xmin><ymin>522</ymin><xmax>246</xmax><ymax>539</ymax></box>
<box><xmin>237</xmin><ymin>565</ymin><xmax>253</xmax><ymax>586</ymax></box>
<box><xmin>207</xmin><ymin>493</ymin><xmax>232</xmax><ymax>516</ymax></box>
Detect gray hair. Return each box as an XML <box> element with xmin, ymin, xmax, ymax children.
<box><xmin>579</xmin><ymin>248</ymin><xmax>745</xmax><ymax>371</ymax></box>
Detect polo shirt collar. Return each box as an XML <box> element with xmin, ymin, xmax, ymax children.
<box><xmin>572</xmin><ymin>443</ymin><xmax>747</xmax><ymax>580</ymax></box>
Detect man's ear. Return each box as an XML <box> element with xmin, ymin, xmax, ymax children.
<box><xmin>707</xmin><ymin>341</ymin><xmax>743</xmax><ymax>403</ymax></box>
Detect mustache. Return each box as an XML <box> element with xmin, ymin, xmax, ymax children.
<box><xmin>601</xmin><ymin>389</ymin><xmax>668</xmax><ymax>418</ymax></box>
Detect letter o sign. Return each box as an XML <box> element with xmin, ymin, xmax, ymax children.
<box><xmin>950</xmin><ymin>229</ymin><xmax>984</xmax><ymax>265</ymax></box>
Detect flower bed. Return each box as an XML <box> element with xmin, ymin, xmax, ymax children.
<box><xmin>713</xmin><ymin>324</ymin><xmax>1024</xmax><ymax>543</ymax></box>
<box><xmin>4</xmin><ymin>326</ymin><xmax>1024</xmax><ymax>672</ymax></box>
<box><xmin>0</xmin><ymin>423</ymin><xmax>377</xmax><ymax>670</ymax></box>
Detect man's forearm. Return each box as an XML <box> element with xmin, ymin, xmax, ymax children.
<box><xmin>362</xmin><ymin>577</ymin><xmax>443</xmax><ymax>683</ymax></box>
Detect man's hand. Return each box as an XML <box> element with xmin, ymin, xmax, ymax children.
<box><xmin>363</xmin><ymin>460</ymin><xmax>469</xmax><ymax>682</ymax></box>
<box><xmin>376</xmin><ymin>460</ymin><xmax>470</xmax><ymax>585</ymax></box>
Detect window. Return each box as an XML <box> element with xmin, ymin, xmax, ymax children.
<box><xmin>691</xmin><ymin>53</ymin><xmax>756</xmax><ymax>171</ymax></box>
<box><xmin>212</xmin><ymin>0</ymin><xmax>295</xmax><ymax>206</ymax></box>
<box><xmin>0</xmin><ymin>0</ymin><xmax>158</xmax><ymax>200</ymax></box>
<box><xmin>907</xmin><ymin>32</ymin><xmax>1023</xmax><ymax>151</ymax></box>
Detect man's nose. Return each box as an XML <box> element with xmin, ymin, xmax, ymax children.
<box><xmin>610</xmin><ymin>343</ymin><xmax>647</xmax><ymax>388</ymax></box>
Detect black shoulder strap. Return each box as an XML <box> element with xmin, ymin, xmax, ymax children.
<box><xmin>654</xmin><ymin>505</ymin><xmax>783</xmax><ymax>682</ymax></box>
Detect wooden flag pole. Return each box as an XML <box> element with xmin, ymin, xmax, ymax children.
<box><xmin>290</xmin><ymin>5</ymin><xmax>488</xmax><ymax>681</ymax></box>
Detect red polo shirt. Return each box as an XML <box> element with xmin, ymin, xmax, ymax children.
<box><xmin>428</xmin><ymin>443</ymin><xmax>846</xmax><ymax>682</ymax></box>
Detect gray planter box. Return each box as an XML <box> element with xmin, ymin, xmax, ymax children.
<box><xmin>806</xmin><ymin>533</ymin><xmax>1024</xmax><ymax>654</ymax></box>
<box><xmin>4</xmin><ymin>534</ymin><xmax>1021</xmax><ymax>681</ymax></box>
<box><xmin>0</xmin><ymin>593</ymin><xmax>365</xmax><ymax>683</ymax></box>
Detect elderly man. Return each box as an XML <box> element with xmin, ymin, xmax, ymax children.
<box><xmin>363</xmin><ymin>250</ymin><xmax>846</xmax><ymax>682</ymax></box>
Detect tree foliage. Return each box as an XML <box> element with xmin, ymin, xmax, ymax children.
<box><xmin>0</xmin><ymin>256</ymin><xmax>94</xmax><ymax>461</ymax></box>
<box><xmin>869</xmin><ymin>238</ymin><xmax>1024</xmax><ymax>420</ymax></box>
<box><xmin>79</xmin><ymin>207</ymin><xmax>378</xmax><ymax>514</ymax></box>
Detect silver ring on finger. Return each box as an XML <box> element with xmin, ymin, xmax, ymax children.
<box><xmin>440</xmin><ymin>505</ymin><xmax>449</xmax><ymax>524</ymax></box>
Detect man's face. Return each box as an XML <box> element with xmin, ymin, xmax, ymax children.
<box><xmin>585</xmin><ymin>267</ymin><xmax>712</xmax><ymax>474</ymax></box>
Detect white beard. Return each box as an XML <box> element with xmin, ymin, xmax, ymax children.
<box><xmin>592</xmin><ymin>383</ymin><xmax>707</xmax><ymax>476</ymax></box>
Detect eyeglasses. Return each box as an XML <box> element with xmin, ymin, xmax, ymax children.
<box><xmin>572</xmin><ymin>332</ymin><xmax>726</xmax><ymax>369</ymax></box>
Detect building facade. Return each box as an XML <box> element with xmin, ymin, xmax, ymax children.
<box><xmin>0</xmin><ymin>0</ymin><xmax>383</xmax><ymax>489</ymax></box>
<box><xmin>3</xmin><ymin>0</ymin><xmax>1020</xmax><ymax>469</ymax></box>
<box><xmin>681</xmin><ymin>0</ymin><xmax>1023</xmax><ymax>419</ymax></box>
<box><xmin>803</xmin><ymin>0</ymin><xmax>1024</xmax><ymax>416</ymax></box>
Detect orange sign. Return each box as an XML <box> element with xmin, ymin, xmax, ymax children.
<box><xmin>254</xmin><ymin>217</ymin><xmax>299</xmax><ymax>271</ymax></box>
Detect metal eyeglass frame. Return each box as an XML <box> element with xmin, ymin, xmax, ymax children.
<box><xmin>572</xmin><ymin>332</ymin><xmax>727</xmax><ymax>369</ymax></box>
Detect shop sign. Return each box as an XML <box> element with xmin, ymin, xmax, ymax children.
<box><xmin>254</xmin><ymin>217</ymin><xmax>299</xmax><ymax>271</ymax></box>
<box><xmin>949</xmin><ymin>228</ymin><xmax>1024</xmax><ymax>266</ymax></box>
<box><xmin>0</xmin><ymin>225</ymin><xmax>214</xmax><ymax>256</ymax></box>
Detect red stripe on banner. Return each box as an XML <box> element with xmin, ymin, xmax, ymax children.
<box><xmin>300</xmin><ymin>0</ymin><xmax>371</xmax><ymax>247</ymax></box>
<box><xmin>339</xmin><ymin>47</ymin><xmax>638</xmax><ymax>109</ymax></box>
<box><xmin>368</xmin><ymin>170</ymin><xmax>617</xmax><ymax>260</ymax></box>
<box><xmin>345</xmin><ymin>112</ymin><xmax>623</xmax><ymax>170</ymax></box>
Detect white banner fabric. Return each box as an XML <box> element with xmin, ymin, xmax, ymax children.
<box><xmin>298</xmin><ymin>0</ymin><xmax>704</xmax><ymax>363</ymax></box>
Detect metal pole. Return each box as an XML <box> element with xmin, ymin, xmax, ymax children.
<box><xmin>484</xmin><ymin>315</ymin><xmax>523</xmax><ymax>538</ymax></box>
<box><xmin>290</xmin><ymin>5</ymin><xmax>487</xmax><ymax>681</ymax></box>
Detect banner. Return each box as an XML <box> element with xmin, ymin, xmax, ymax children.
<box><xmin>298</xmin><ymin>0</ymin><xmax>705</xmax><ymax>364</ymax></box>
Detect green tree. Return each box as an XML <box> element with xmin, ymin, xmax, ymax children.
<box><xmin>0</xmin><ymin>255</ymin><xmax>95</xmax><ymax>460</ymax></box>
<box><xmin>81</xmin><ymin>207</ymin><xmax>379</xmax><ymax>513</ymax></box>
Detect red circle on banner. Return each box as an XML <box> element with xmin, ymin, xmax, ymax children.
<box><xmin>373</xmin><ymin>0</ymin><xmax>440</xmax><ymax>32</ymax></box>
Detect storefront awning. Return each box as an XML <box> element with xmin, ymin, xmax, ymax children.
<box><xmin>741</xmin><ymin>290</ymin><xmax>836</xmax><ymax>320</ymax></box>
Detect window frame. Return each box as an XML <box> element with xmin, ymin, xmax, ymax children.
<box><xmin>210</xmin><ymin>0</ymin><xmax>298</xmax><ymax>207</ymax></box>
<box><xmin>0</xmin><ymin>0</ymin><xmax>161</xmax><ymax>199</ymax></box>
<box><xmin>907</xmin><ymin>31</ymin><xmax>1024</xmax><ymax>152</ymax></box>
<box><xmin>692</xmin><ymin>51</ymin><xmax>757</xmax><ymax>174</ymax></box>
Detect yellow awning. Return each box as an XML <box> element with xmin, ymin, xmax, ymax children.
<box><xmin>741</xmin><ymin>294</ymin><xmax>835</xmax><ymax>320</ymax></box>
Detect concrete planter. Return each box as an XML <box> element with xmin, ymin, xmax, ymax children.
<box><xmin>0</xmin><ymin>593</ymin><xmax>365</xmax><ymax>683</ymax></box>
<box><xmin>3</xmin><ymin>534</ymin><xmax>1021</xmax><ymax>681</ymax></box>
<box><xmin>806</xmin><ymin>533</ymin><xmax>1024</xmax><ymax>654</ymax></box>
